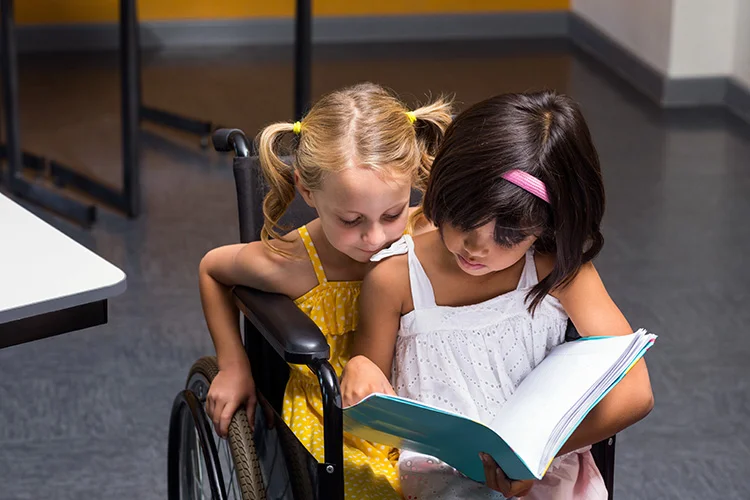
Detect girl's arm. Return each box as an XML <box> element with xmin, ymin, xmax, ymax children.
<box><xmin>199</xmin><ymin>240</ymin><xmax>305</xmax><ymax>436</ymax></box>
<box><xmin>200</xmin><ymin>242</ymin><xmax>298</xmax><ymax>367</ymax></box>
<box><xmin>553</xmin><ymin>262</ymin><xmax>655</xmax><ymax>455</ymax></box>
<box><xmin>341</xmin><ymin>256</ymin><xmax>409</xmax><ymax>406</ymax></box>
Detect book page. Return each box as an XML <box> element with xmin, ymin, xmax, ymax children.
<box><xmin>490</xmin><ymin>333</ymin><xmax>642</xmax><ymax>475</ymax></box>
<box><xmin>546</xmin><ymin>336</ymin><xmax>656</xmax><ymax>457</ymax></box>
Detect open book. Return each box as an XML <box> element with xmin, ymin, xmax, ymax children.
<box><xmin>343</xmin><ymin>329</ymin><xmax>656</xmax><ymax>482</ymax></box>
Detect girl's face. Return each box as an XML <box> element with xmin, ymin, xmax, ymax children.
<box><xmin>299</xmin><ymin>166</ymin><xmax>412</xmax><ymax>263</ymax></box>
<box><xmin>441</xmin><ymin>221</ymin><xmax>537</xmax><ymax>277</ymax></box>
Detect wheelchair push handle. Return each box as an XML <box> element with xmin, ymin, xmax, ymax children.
<box><xmin>213</xmin><ymin>128</ymin><xmax>251</xmax><ymax>158</ymax></box>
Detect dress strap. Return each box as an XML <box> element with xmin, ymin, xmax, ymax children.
<box><xmin>371</xmin><ymin>235</ymin><xmax>437</xmax><ymax>310</ymax></box>
<box><xmin>516</xmin><ymin>249</ymin><xmax>539</xmax><ymax>290</ymax></box>
<box><xmin>298</xmin><ymin>225</ymin><xmax>327</xmax><ymax>284</ymax></box>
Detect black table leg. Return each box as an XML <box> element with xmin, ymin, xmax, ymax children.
<box><xmin>44</xmin><ymin>0</ymin><xmax>142</xmax><ymax>218</ymax></box>
<box><xmin>135</xmin><ymin>1</ymin><xmax>213</xmax><ymax>145</ymax></box>
<box><xmin>0</xmin><ymin>0</ymin><xmax>97</xmax><ymax>226</ymax></box>
<box><xmin>295</xmin><ymin>0</ymin><xmax>312</xmax><ymax>120</ymax></box>
<box><xmin>1</xmin><ymin>0</ymin><xmax>21</xmax><ymax>186</ymax></box>
<box><xmin>120</xmin><ymin>0</ymin><xmax>140</xmax><ymax>217</ymax></box>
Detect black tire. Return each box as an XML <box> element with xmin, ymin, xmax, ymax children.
<box><xmin>187</xmin><ymin>357</ymin><xmax>267</xmax><ymax>500</ymax></box>
<box><xmin>168</xmin><ymin>377</ymin><xmax>227</xmax><ymax>499</ymax></box>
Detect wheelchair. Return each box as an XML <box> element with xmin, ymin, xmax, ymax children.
<box><xmin>167</xmin><ymin>128</ymin><xmax>618</xmax><ymax>500</ymax></box>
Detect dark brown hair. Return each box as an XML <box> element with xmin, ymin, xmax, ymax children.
<box><xmin>422</xmin><ymin>91</ymin><xmax>605</xmax><ymax>312</ymax></box>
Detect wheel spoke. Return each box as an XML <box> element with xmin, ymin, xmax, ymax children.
<box><xmin>224</xmin><ymin>445</ymin><xmax>237</xmax><ymax>496</ymax></box>
<box><xmin>227</xmin><ymin>461</ymin><xmax>237</xmax><ymax>498</ymax></box>
<box><xmin>194</xmin><ymin>428</ymin><xmax>206</xmax><ymax>498</ymax></box>
<box><xmin>219</xmin><ymin>438</ymin><xmax>238</xmax><ymax>499</ymax></box>
<box><xmin>192</xmin><ymin>469</ymin><xmax>205</xmax><ymax>499</ymax></box>
<box><xmin>226</xmin><ymin>468</ymin><xmax>237</xmax><ymax>499</ymax></box>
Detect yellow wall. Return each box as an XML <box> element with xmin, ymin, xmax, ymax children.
<box><xmin>18</xmin><ymin>0</ymin><xmax>569</xmax><ymax>25</ymax></box>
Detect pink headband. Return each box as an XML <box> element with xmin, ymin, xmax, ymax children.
<box><xmin>500</xmin><ymin>169</ymin><xmax>550</xmax><ymax>204</ymax></box>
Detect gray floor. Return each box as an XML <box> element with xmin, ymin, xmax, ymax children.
<box><xmin>1</xmin><ymin>39</ymin><xmax>749</xmax><ymax>499</ymax></box>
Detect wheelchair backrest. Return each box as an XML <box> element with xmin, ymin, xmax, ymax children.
<box><xmin>232</xmin><ymin>155</ymin><xmax>316</xmax><ymax>244</ymax></box>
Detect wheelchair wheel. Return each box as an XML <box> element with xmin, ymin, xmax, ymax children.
<box><xmin>169</xmin><ymin>356</ymin><xmax>266</xmax><ymax>500</ymax></box>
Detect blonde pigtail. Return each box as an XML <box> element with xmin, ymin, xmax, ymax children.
<box><xmin>410</xmin><ymin>96</ymin><xmax>454</xmax><ymax>193</ymax></box>
<box><xmin>258</xmin><ymin>122</ymin><xmax>298</xmax><ymax>254</ymax></box>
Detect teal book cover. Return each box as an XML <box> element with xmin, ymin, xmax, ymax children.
<box><xmin>344</xmin><ymin>331</ymin><xmax>656</xmax><ymax>482</ymax></box>
<box><xmin>344</xmin><ymin>393</ymin><xmax>533</xmax><ymax>481</ymax></box>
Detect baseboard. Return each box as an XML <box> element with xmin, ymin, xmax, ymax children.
<box><xmin>568</xmin><ymin>14</ymin><xmax>664</xmax><ymax>104</ymax></box>
<box><xmin>314</xmin><ymin>12</ymin><xmax>569</xmax><ymax>43</ymax></box>
<box><xmin>662</xmin><ymin>78</ymin><xmax>727</xmax><ymax>107</ymax></box>
<box><xmin>568</xmin><ymin>13</ymin><xmax>750</xmax><ymax>125</ymax></box>
<box><xmin>726</xmin><ymin>79</ymin><xmax>750</xmax><ymax>125</ymax></box>
<box><xmin>16</xmin><ymin>12</ymin><xmax>569</xmax><ymax>53</ymax></box>
<box><xmin>17</xmin><ymin>24</ymin><xmax>119</xmax><ymax>53</ymax></box>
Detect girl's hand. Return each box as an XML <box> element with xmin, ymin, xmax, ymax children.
<box><xmin>480</xmin><ymin>453</ymin><xmax>535</xmax><ymax>498</ymax></box>
<box><xmin>206</xmin><ymin>358</ymin><xmax>257</xmax><ymax>438</ymax></box>
<box><xmin>341</xmin><ymin>355</ymin><xmax>396</xmax><ymax>407</ymax></box>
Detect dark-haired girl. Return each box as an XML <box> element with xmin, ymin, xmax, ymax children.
<box><xmin>341</xmin><ymin>91</ymin><xmax>654</xmax><ymax>499</ymax></box>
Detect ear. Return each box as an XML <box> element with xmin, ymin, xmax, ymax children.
<box><xmin>295</xmin><ymin>171</ymin><xmax>316</xmax><ymax>208</ymax></box>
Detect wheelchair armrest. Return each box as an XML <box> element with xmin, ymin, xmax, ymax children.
<box><xmin>233</xmin><ymin>286</ymin><xmax>330</xmax><ymax>365</ymax></box>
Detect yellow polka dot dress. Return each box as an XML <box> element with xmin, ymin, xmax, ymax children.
<box><xmin>285</xmin><ymin>226</ymin><xmax>401</xmax><ymax>499</ymax></box>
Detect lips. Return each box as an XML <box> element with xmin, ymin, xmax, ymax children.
<box><xmin>457</xmin><ymin>253</ymin><xmax>485</xmax><ymax>270</ymax></box>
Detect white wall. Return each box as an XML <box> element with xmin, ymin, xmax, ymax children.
<box><xmin>668</xmin><ymin>0</ymin><xmax>737</xmax><ymax>78</ymax></box>
<box><xmin>574</xmin><ymin>0</ymin><xmax>750</xmax><ymax>88</ymax></box>
<box><xmin>733</xmin><ymin>0</ymin><xmax>750</xmax><ymax>89</ymax></box>
<box><xmin>572</xmin><ymin>0</ymin><xmax>674</xmax><ymax>74</ymax></box>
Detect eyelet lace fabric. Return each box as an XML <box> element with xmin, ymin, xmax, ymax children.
<box><xmin>370</xmin><ymin>236</ymin><xmax>607</xmax><ymax>500</ymax></box>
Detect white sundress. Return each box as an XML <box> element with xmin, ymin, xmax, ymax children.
<box><xmin>371</xmin><ymin>235</ymin><xmax>607</xmax><ymax>500</ymax></box>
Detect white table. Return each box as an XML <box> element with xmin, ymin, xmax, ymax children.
<box><xmin>0</xmin><ymin>193</ymin><xmax>127</xmax><ymax>348</ymax></box>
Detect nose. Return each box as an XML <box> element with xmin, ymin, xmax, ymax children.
<box><xmin>362</xmin><ymin>223</ymin><xmax>387</xmax><ymax>250</ymax></box>
<box><xmin>464</xmin><ymin>232</ymin><xmax>489</xmax><ymax>259</ymax></box>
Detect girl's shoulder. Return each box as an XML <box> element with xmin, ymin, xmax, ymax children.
<box><xmin>535</xmin><ymin>251</ymin><xmax>594</xmax><ymax>301</ymax></box>
<box><xmin>365</xmin><ymin>250</ymin><xmax>412</xmax><ymax>313</ymax></box>
<box><xmin>235</xmin><ymin>230</ymin><xmax>319</xmax><ymax>299</ymax></box>
<box><xmin>367</xmin><ymin>235</ymin><xmax>413</xmax><ymax>294</ymax></box>
<box><xmin>369</xmin><ymin>234</ymin><xmax>411</xmax><ymax>278</ymax></box>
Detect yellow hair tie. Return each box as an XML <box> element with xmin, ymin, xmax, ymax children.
<box><xmin>292</xmin><ymin>121</ymin><xmax>302</xmax><ymax>135</ymax></box>
<box><xmin>406</xmin><ymin>111</ymin><xmax>417</xmax><ymax>124</ymax></box>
